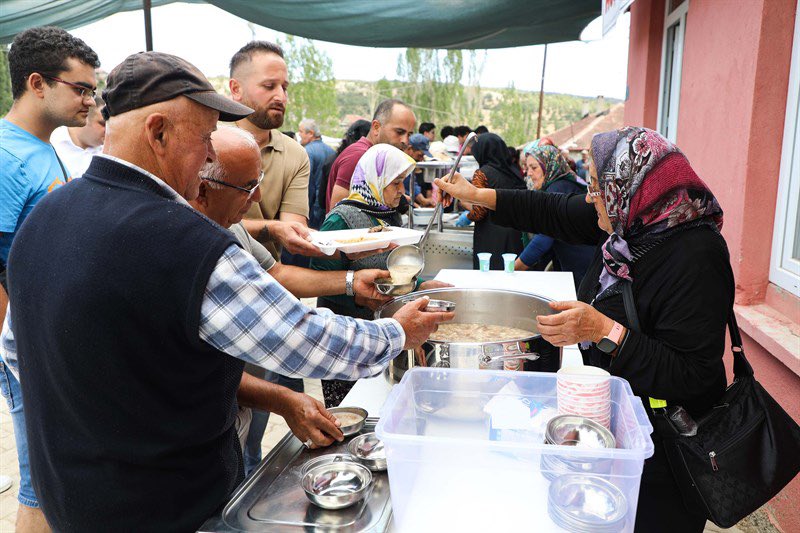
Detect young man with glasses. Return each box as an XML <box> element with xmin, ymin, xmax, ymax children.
<box><xmin>0</xmin><ymin>25</ymin><xmax>99</xmax><ymax>533</ymax></box>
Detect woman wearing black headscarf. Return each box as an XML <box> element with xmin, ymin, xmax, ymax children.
<box><xmin>465</xmin><ymin>133</ymin><xmax>527</xmax><ymax>270</ymax></box>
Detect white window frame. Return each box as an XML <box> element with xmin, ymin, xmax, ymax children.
<box><xmin>656</xmin><ymin>0</ymin><xmax>689</xmax><ymax>143</ymax></box>
<box><xmin>770</xmin><ymin>7</ymin><xmax>800</xmax><ymax>298</ymax></box>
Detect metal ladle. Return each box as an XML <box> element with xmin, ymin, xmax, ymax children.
<box><xmin>386</xmin><ymin>131</ymin><xmax>478</xmax><ymax>277</ymax></box>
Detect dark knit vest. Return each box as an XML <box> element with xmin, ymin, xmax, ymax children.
<box><xmin>7</xmin><ymin>156</ymin><xmax>244</xmax><ymax>532</ymax></box>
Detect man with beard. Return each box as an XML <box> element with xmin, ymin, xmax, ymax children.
<box><xmin>325</xmin><ymin>98</ymin><xmax>416</xmax><ymax>211</ymax></box>
<box><xmin>228</xmin><ymin>41</ymin><xmax>319</xmax><ymax>261</ymax></box>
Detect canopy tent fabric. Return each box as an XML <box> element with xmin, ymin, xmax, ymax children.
<box><xmin>1</xmin><ymin>0</ymin><xmax>600</xmax><ymax>48</ymax></box>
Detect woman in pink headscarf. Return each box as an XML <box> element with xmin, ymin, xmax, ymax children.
<box><xmin>435</xmin><ymin>127</ymin><xmax>733</xmax><ymax>533</ymax></box>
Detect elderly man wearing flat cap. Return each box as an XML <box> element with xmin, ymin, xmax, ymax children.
<box><xmin>0</xmin><ymin>52</ymin><xmax>452</xmax><ymax>532</ymax></box>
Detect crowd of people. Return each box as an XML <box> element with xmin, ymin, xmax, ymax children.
<box><xmin>0</xmin><ymin>25</ymin><xmax>739</xmax><ymax>533</ymax></box>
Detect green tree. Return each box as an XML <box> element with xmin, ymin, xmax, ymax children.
<box><xmin>0</xmin><ymin>48</ymin><xmax>13</xmax><ymax>116</ymax></box>
<box><xmin>394</xmin><ymin>48</ymin><xmax>482</xmax><ymax>127</ymax></box>
<box><xmin>492</xmin><ymin>84</ymin><xmax>537</xmax><ymax>148</ymax></box>
<box><xmin>278</xmin><ymin>36</ymin><xmax>338</xmax><ymax>134</ymax></box>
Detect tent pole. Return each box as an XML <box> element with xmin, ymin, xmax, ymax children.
<box><xmin>143</xmin><ymin>0</ymin><xmax>153</xmax><ymax>51</ymax></box>
<box><xmin>536</xmin><ymin>44</ymin><xmax>547</xmax><ymax>139</ymax></box>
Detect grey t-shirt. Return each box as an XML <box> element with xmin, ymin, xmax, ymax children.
<box><xmin>229</xmin><ymin>222</ymin><xmax>276</xmax><ymax>271</ymax></box>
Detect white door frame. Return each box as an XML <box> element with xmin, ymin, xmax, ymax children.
<box><xmin>656</xmin><ymin>0</ymin><xmax>689</xmax><ymax>142</ymax></box>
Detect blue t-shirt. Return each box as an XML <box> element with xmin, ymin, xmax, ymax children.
<box><xmin>0</xmin><ymin>119</ymin><xmax>70</xmax><ymax>264</ymax></box>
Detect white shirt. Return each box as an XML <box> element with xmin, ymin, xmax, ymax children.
<box><xmin>50</xmin><ymin>126</ymin><xmax>103</xmax><ymax>179</ymax></box>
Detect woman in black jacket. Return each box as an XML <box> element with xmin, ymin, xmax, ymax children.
<box><xmin>465</xmin><ymin>133</ymin><xmax>527</xmax><ymax>270</ymax></box>
<box><xmin>435</xmin><ymin>127</ymin><xmax>734</xmax><ymax>533</ymax></box>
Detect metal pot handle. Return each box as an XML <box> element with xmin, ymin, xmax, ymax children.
<box><xmin>480</xmin><ymin>340</ymin><xmax>540</xmax><ymax>366</ymax></box>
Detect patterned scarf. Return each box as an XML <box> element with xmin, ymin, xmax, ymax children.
<box><xmin>590</xmin><ymin>127</ymin><xmax>724</xmax><ymax>297</ymax></box>
<box><xmin>526</xmin><ymin>144</ymin><xmax>585</xmax><ymax>192</ymax></box>
<box><xmin>339</xmin><ymin>144</ymin><xmax>416</xmax><ymax>220</ymax></box>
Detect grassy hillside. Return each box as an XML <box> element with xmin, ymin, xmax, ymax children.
<box><xmin>333</xmin><ymin>79</ymin><xmax>621</xmax><ymax>145</ymax></box>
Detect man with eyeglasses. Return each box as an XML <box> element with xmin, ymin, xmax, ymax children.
<box><xmin>0</xmin><ymin>25</ymin><xmax>99</xmax><ymax>533</ymax></box>
<box><xmin>189</xmin><ymin>126</ymin><xmax>394</xmax><ymax>453</ymax></box>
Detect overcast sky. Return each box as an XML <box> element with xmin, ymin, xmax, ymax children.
<box><xmin>70</xmin><ymin>2</ymin><xmax>630</xmax><ymax>99</ymax></box>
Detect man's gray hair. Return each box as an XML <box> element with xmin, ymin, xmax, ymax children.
<box><xmin>218</xmin><ymin>125</ymin><xmax>259</xmax><ymax>151</ymax></box>
<box><xmin>200</xmin><ymin>126</ymin><xmax>259</xmax><ymax>189</ymax></box>
<box><xmin>201</xmin><ymin>160</ymin><xmax>226</xmax><ymax>190</ymax></box>
<box><xmin>299</xmin><ymin>118</ymin><xmax>320</xmax><ymax>138</ymax></box>
<box><xmin>373</xmin><ymin>98</ymin><xmax>410</xmax><ymax>125</ymax></box>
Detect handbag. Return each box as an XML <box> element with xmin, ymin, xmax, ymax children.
<box><xmin>620</xmin><ymin>281</ymin><xmax>800</xmax><ymax>528</ymax></box>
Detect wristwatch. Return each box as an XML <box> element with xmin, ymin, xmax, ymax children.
<box><xmin>345</xmin><ymin>270</ymin><xmax>355</xmax><ymax>296</ymax></box>
<box><xmin>597</xmin><ymin>321</ymin><xmax>626</xmax><ymax>354</ymax></box>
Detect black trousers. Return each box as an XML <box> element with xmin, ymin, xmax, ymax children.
<box><xmin>634</xmin><ymin>434</ymin><xmax>707</xmax><ymax>532</ymax></box>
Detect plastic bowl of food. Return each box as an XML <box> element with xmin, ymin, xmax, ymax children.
<box><xmin>328</xmin><ymin>406</ymin><xmax>368</xmax><ymax>436</ymax></box>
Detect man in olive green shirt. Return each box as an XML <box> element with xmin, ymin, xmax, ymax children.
<box><xmin>229</xmin><ymin>40</ymin><xmax>321</xmax><ymax>262</ymax></box>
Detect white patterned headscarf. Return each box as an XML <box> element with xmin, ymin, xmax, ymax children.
<box><xmin>345</xmin><ymin>144</ymin><xmax>415</xmax><ymax>214</ymax></box>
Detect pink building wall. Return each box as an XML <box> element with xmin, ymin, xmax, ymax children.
<box><xmin>623</xmin><ymin>0</ymin><xmax>664</xmax><ymax>129</ymax></box>
<box><xmin>624</xmin><ymin>0</ymin><xmax>800</xmax><ymax>530</ymax></box>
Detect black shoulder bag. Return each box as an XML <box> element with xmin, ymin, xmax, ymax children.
<box><xmin>621</xmin><ymin>281</ymin><xmax>800</xmax><ymax>528</ymax></box>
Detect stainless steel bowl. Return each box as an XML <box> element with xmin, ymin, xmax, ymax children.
<box><xmin>301</xmin><ymin>461</ymin><xmax>373</xmax><ymax>510</ymax></box>
<box><xmin>328</xmin><ymin>406</ymin><xmax>368</xmax><ymax>437</ymax></box>
<box><xmin>300</xmin><ymin>454</ymin><xmax>356</xmax><ymax>477</ymax></box>
<box><xmin>347</xmin><ymin>432</ymin><xmax>387</xmax><ymax>471</ymax></box>
<box><xmin>545</xmin><ymin>415</ymin><xmax>616</xmax><ymax>449</ymax></box>
<box><xmin>423</xmin><ymin>299</ymin><xmax>456</xmax><ymax>312</ymax></box>
<box><xmin>374</xmin><ymin>277</ymin><xmax>416</xmax><ymax>296</ymax></box>
<box><xmin>375</xmin><ymin>288</ymin><xmax>562</xmax><ymax>382</ymax></box>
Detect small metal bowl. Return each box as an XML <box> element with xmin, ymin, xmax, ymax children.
<box><xmin>374</xmin><ymin>277</ymin><xmax>416</xmax><ymax>296</ymax></box>
<box><xmin>327</xmin><ymin>406</ymin><xmax>368</xmax><ymax>437</ymax></box>
<box><xmin>300</xmin><ymin>454</ymin><xmax>356</xmax><ymax>477</ymax></box>
<box><xmin>423</xmin><ymin>299</ymin><xmax>456</xmax><ymax>312</ymax></box>
<box><xmin>301</xmin><ymin>461</ymin><xmax>373</xmax><ymax>510</ymax></box>
<box><xmin>347</xmin><ymin>432</ymin><xmax>387</xmax><ymax>471</ymax></box>
<box><xmin>545</xmin><ymin>415</ymin><xmax>616</xmax><ymax>449</ymax></box>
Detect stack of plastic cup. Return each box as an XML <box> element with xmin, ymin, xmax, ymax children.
<box><xmin>477</xmin><ymin>253</ymin><xmax>491</xmax><ymax>272</ymax></box>
<box><xmin>556</xmin><ymin>366</ymin><xmax>612</xmax><ymax>429</ymax></box>
<box><xmin>502</xmin><ymin>253</ymin><xmax>516</xmax><ymax>273</ymax></box>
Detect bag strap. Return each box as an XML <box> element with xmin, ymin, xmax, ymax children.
<box><xmin>621</xmin><ymin>281</ymin><xmax>641</xmax><ymax>332</ymax></box>
<box><xmin>728</xmin><ymin>312</ymin><xmax>754</xmax><ymax>378</ymax></box>
<box><xmin>620</xmin><ymin>281</ymin><xmax>753</xmax><ymax>400</ymax></box>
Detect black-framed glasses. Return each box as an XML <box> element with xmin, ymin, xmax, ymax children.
<box><xmin>41</xmin><ymin>74</ymin><xmax>97</xmax><ymax>100</ymax></box>
<box><xmin>201</xmin><ymin>171</ymin><xmax>264</xmax><ymax>197</ymax></box>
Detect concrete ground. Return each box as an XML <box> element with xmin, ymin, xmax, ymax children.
<box><xmin>0</xmin><ymin>378</ymin><xmax>757</xmax><ymax>532</ymax></box>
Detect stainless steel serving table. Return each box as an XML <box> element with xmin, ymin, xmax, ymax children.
<box><xmin>199</xmin><ymin>418</ymin><xmax>394</xmax><ymax>532</ymax></box>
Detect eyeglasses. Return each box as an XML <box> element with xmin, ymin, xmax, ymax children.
<box><xmin>201</xmin><ymin>171</ymin><xmax>264</xmax><ymax>197</ymax></box>
<box><xmin>41</xmin><ymin>75</ymin><xmax>97</xmax><ymax>100</ymax></box>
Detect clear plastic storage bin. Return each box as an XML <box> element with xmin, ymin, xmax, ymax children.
<box><xmin>375</xmin><ymin>368</ymin><xmax>654</xmax><ymax>533</ymax></box>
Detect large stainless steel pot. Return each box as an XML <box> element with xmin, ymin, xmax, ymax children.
<box><xmin>375</xmin><ymin>288</ymin><xmax>562</xmax><ymax>383</ymax></box>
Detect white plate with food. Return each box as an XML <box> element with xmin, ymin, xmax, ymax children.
<box><xmin>309</xmin><ymin>226</ymin><xmax>424</xmax><ymax>255</ymax></box>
